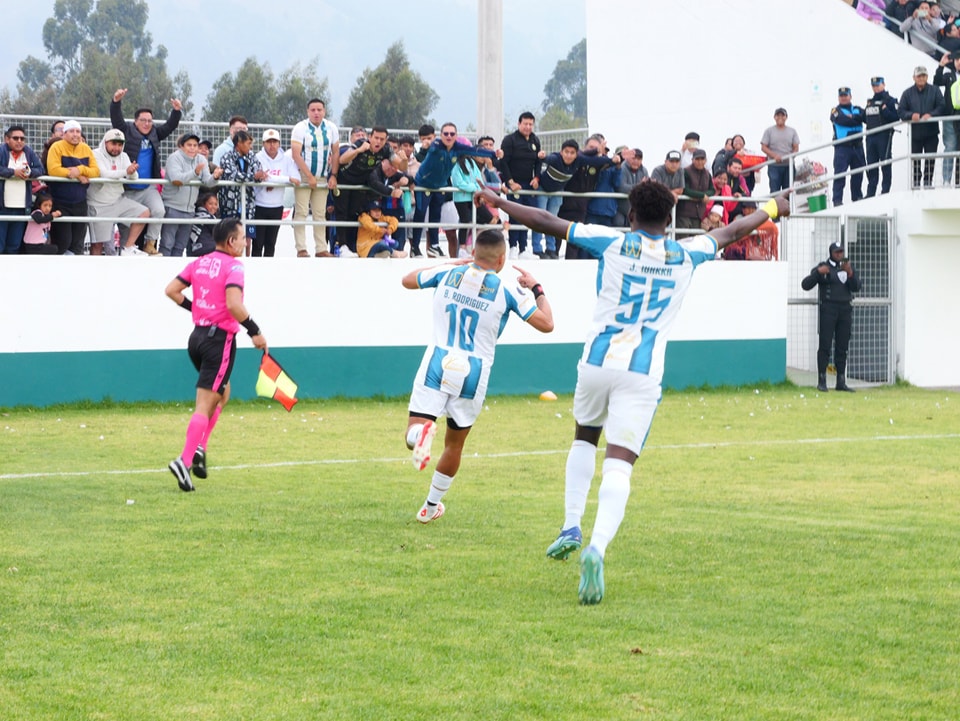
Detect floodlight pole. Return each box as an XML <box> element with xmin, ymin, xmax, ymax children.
<box><xmin>477</xmin><ymin>0</ymin><xmax>504</xmax><ymax>139</ymax></box>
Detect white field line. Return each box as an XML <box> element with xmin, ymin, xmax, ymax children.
<box><xmin>3</xmin><ymin>432</ymin><xmax>959</xmax><ymax>481</ymax></box>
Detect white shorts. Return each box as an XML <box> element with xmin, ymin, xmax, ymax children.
<box><xmin>573</xmin><ymin>362</ymin><xmax>661</xmax><ymax>455</ymax></box>
<box><xmin>408</xmin><ymin>348</ymin><xmax>489</xmax><ymax>428</ymax></box>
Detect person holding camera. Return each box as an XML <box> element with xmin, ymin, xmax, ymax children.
<box><xmin>802</xmin><ymin>242</ymin><xmax>863</xmax><ymax>392</ymax></box>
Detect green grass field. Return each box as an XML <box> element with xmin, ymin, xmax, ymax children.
<box><xmin>2</xmin><ymin>386</ymin><xmax>959</xmax><ymax>720</ymax></box>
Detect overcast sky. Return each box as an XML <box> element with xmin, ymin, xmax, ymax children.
<box><xmin>1</xmin><ymin>0</ymin><xmax>585</xmax><ymax>129</ymax></box>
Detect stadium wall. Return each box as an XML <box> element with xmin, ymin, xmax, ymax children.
<box><xmin>0</xmin><ymin>259</ymin><xmax>786</xmax><ymax>407</ymax></box>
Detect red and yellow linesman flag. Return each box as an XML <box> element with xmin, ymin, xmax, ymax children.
<box><xmin>256</xmin><ymin>353</ymin><xmax>299</xmax><ymax>412</ymax></box>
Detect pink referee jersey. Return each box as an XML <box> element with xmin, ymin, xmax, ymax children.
<box><xmin>177</xmin><ymin>250</ymin><xmax>246</xmax><ymax>333</ymax></box>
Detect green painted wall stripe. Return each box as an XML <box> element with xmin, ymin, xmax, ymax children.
<box><xmin>1</xmin><ymin>339</ymin><xmax>784</xmax><ymax>407</ymax></box>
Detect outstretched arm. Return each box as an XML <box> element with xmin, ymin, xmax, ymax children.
<box><xmin>710</xmin><ymin>195</ymin><xmax>791</xmax><ymax>249</ymax></box>
<box><xmin>474</xmin><ymin>188</ymin><xmax>571</xmax><ymax>244</ymax></box>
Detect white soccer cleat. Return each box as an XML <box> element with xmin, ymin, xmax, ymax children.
<box><xmin>411</xmin><ymin>420</ymin><xmax>437</xmax><ymax>471</ymax></box>
<box><xmin>416</xmin><ymin>501</ymin><xmax>445</xmax><ymax>524</ymax></box>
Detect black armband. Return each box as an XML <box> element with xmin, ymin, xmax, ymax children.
<box><xmin>241</xmin><ymin>316</ymin><xmax>261</xmax><ymax>337</ymax></box>
<box><xmin>178</xmin><ymin>297</ymin><xmax>192</xmax><ymax>312</ymax></box>
<box><xmin>531</xmin><ymin>283</ymin><xmax>545</xmax><ymax>300</ymax></box>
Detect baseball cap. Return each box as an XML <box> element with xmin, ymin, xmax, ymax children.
<box><xmin>63</xmin><ymin>120</ymin><xmax>82</xmax><ymax>132</ymax></box>
<box><xmin>666</xmin><ymin>150</ymin><xmax>681</xmax><ymax>161</ymax></box>
<box><xmin>829</xmin><ymin>242</ymin><xmax>843</xmax><ymax>253</ymax></box>
<box><xmin>262</xmin><ymin>128</ymin><xmax>281</xmax><ymax>142</ymax></box>
<box><xmin>177</xmin><ymin>133</ymin><xmax>200</xmax><ymax>146</ymax></box>
<box><xmin>870</xmin><ymin>76</ymin><xmax>885</xmax><ymax>85</ymax></box>
<box><xmin>774</xmin><ymin>107</ymin><xmax>788</xmax><ymax>116</ymax></box>
<box><xmin>102</xmin><ymin>128</ymin><xmax>124</xmax><ymax>143</ymax></box>
<box><xmin>198</xmin><ymin>139</ymin><xmax>212</xmax><ymax>149</ymax></box>
<box><xmin>914</xmin><ymin>65</ymin><xmax>928</xmax><ymax>77</ymax></box>
<box><xmin>692</xmin><ymin>148</ymin><xmax>707</xmax><ymax>159</ymax></box>
<box><xmin>838</xmin><ymin>87</ymin><xmax>851</xmax><ymax>96</ymax></box>
<box><xmin>367</xmin><ymin>199</ymin><xmax>382</xmax><ymax>211</ymax></box>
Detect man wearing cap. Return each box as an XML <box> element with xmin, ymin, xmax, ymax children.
<box><xmin>864</xmin><ymin>77</ymin><xmax>900</xmax><ymax>197</ymax></box>
<box><xmin>761</xmin><ymin>108</ymin><xmax>800</xmax><ymax>194</ymax></box>
<box><xmin>651</xmin><ymin>151</ymin><xmax>685</xmax><ymax>199</ymax></box>
<box><xmin>830</xmin><ymin>88</ymin><xmax>866</xmax><ymax>206</ymax></box>
<box><xmin>111</xmin><ymin>88</ymin><xmax>183</xmax><ymax>254</ymax></box>
<box><xmin>290</xmin><ymin>99</ymin><xmax>338</xmax><ymax>258</ymax></box>
<box><xmin>677</xmin><ymin>148</ymin><xmax>712</xmax><ymax>230</ymax></box>
<box><xmin>934</xmin><ymin>53</ymin><xmax>960</xmax><ymax>185</ymax></box>
<box><xmin>161</xmin><ymin>133</ymin><xmax>221</xmax><ymax>257</ymax></box>
<box><xmin>255</xmin><ymin>129</ymin><xmax>301</xmax><ymax>257</ymax></box>
<box><xmin>87</xmin><ymin>128</ymin><xmax>150</xmax><ymax>256</ymax></box>
<box><xmin>45</xmin><ymin>120</ymin><xmax>100</xmax><ymax>255</ymax></box>
<box><xmin>900</xmin><ymin>65</ymin><xmax>946</xmax><ymax>187</ymax></box>
<box><xmin>801</xmin><ymin>242</ymin><xmax>863</xmax><ymax>392</ymax></box>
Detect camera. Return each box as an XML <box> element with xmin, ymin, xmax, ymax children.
<box><xmin>918</xmin><ymin>8</ymin><xmax>929</xmax><ymax>17</ymax></box>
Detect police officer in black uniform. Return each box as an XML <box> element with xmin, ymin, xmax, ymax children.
<box><xmin>864</xmin><ymin>76</ymin><xmax>899</xmax><ymax>197</ymax></box>
<box><xmin>830</xmin><ymin>87</ymin><xmax>866</xmax><ymax>207</ymax></box>
<box><xmin>801</xmin><ymin>242</ymin><xmax>863</xmax><ymax>392</ymax></box>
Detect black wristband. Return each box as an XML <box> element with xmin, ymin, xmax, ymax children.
<box><xmin>531</xmin><ymin>283</ymin><xmax>545</xmax><ymax>300</ymax></box>
<box><xmin>241</xmin><ymin>316</ymin><xmax>261</xmax><ymax>337</ymax></box>
<box><xmin>179</xmin><ymin>297</ymin><xmax>192</xmax><ymax>311</ymax></box>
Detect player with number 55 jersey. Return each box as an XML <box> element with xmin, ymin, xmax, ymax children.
<box><xmin>474</xmin><ymin>182</ymin><xmax>791</xmax><ymax>605</ymax></box>
<box><xmin>400</xmin><ymin>228</ymin><xmax>554</xmax><ymax>524</ymax></box>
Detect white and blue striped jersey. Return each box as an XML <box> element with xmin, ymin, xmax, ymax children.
<box><xmin>568</xmin><ymin>222</ymin><xmax>718</xmax><ymax>384</ymax></box>
<box><xmin>415</xmin><ymin>262</ymin><xmax>538</xmax><ymax>399</ymax></box>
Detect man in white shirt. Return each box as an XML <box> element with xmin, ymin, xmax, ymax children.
<box><xmin>290</xmin><ymin>99</ymin><xmax>339</xmax><ymax>257</ymax></box>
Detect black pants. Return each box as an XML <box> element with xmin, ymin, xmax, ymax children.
<box><xmin>817</xmin><ymin>301</ymin><xmax>853</xmax><ymax>376</ymax></box>
<box><xmin>454</xmin><ymin>200</ymin><xmax>493</xmax><ymax>247</ymax></box>
<box><xmin>911</xmin><ymin>134</ymin><xmax>939</xmax><ymax>188</ymax></box>
<box><xmin>865</xmin><ymin>131</ymin><xmax>893</xmax><ymax>197</ymax></box>
<box><xmin>832</xmin><ymin>144</ymin><xmax>865</xmax><ymax>206</ymax></box>
<box><xmin>253</xmin><ymin>205</ymin><xmax>283</xmax><ymax>256</ymax></box>
<box><xmin>333</xmin><ymin>188</ymin><xmax>372</xmax><ymax>252</ymax></box>
<box><xmin>50</xmin><ymin>199</ymin><xmax>88</xmax><ymax>255</ymax></box>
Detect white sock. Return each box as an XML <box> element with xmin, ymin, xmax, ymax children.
<box><xmin>563</xmin><ymin>440</ymin><xmax>598</xmax><ymax>530</ymax></box>
<box><xmin>588</xmin><ymin>458</ymin><xmax>633</xmax><ymax>557</ymax></box>
<box><xmin>406</xmin><ymin>423</ymin><xmax>423</xmax><ymax>449</ymax></box>
<box><xmin>426</xmin><ymin>471</ymin><xmax>453</xmax><ymax>506</ymax></box>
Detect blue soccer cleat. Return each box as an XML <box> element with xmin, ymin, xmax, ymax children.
<box><xmin>546</xmin><ymin>526</ymin><xmax>582</xmax><ymax>560</ymax></box>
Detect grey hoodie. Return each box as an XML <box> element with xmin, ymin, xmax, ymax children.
<box><xmin>88</xmin><ymin>137</ymin><xmax>138</xmax><ymax>207</ymax></box>
<box><xmin>163</xmin><ymin>148</ymin><xmax>215</xmax><ymax>212</ymax></box>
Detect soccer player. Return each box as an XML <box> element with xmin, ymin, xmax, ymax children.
<box><xmin>164</xmin><ymin>219</ymin><xmax>268</xmax><ymax>491</ymax></box>
<box><xmin>474</xmin><ymin>183</ymin><xmax>791</xmax><ymax>604</ymax></box>
<box><xmin>401</xmin><ymin>228</ymin><xmax>554</xmax><ymax>523</ymax></box>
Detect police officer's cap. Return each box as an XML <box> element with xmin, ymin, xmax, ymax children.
<box><xmin>870</xmin><ymin>76</ymin><xmax>884</xmax><ymax>86</ymax></box>
<box><xmin>838</xmin><ymin>87</ymin><xmax>852</xmax><ymax>96</ymax></box>
<box><xmin>829</xmin><ymin>242</ymin><xmax>843</xmax><ymax>253</ymax></box>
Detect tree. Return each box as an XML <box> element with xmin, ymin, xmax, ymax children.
<box><xmin>202</xmin><ymin>58</ymin><xmax>330</xmax><ymax>125</ymax></box>
<box><xmin>541</xmin><ymin>38</ymin><xmax>587</xmax><ymax>125</ymax></box>
<box><xmin>341</xmin><ymin>41</ymin><xmax>439</xmax><ymax>129</ymax></box>
<box><xmin>9</xmin><ymin>0</ymin><xmax>190</xmax><ymax>117</ymax></box>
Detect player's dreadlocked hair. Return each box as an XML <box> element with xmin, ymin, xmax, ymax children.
<box><xmin>629</xmin><ymin>180</ymin><xmax>677</xmax><ymax>226</ymax></box>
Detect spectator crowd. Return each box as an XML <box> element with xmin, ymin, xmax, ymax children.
<box><xmin>2</xmin><ymin>6</ymin><xmax>959</xmax><ymax>262</ymax></box>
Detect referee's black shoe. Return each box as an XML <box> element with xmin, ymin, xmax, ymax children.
<box><xmin>192</xmin><ymin>446</ymin><xmax>208</xmax><ymax>479</ymax></box>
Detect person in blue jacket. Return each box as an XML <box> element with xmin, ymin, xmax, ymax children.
<box><xmin>536</xmin><ymin>140</ymin><xmax>621</xmax><ymax>258</ymax></box>
<box><xmin>414</xmin><ymin>122</ymin><xmax>493</xmax><ymax>257</ymax></box>
<box><xmin>830</xmin><ymin>87</ymin><xmax>866</xmax><ymax>206</ymax></box>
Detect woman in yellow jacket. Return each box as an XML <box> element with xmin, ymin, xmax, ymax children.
<box><xmin>356</xmin><ymin>199</ymin><xmax>406</xmax><ymax>258</ymax></box>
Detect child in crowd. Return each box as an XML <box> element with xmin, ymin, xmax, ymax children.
<box><xmin>189</xmin><ymin>192</ymin><xmax>220</xmax><ymax>257</ymax></box>
<box><xmin>357</xmin><ymin>199</ymin><xmax>405</xmax><ymax>258</ymax></box>
<box><xmin>21</xmin><ymin>193</ymin><xmax>61</xmax><ymax>255</ymax></box>
<box><xmin>701</xmin><ymin>204</ymin><xmax>725</xmax><ymax>232</ymax></box>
